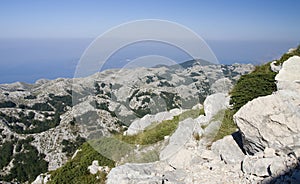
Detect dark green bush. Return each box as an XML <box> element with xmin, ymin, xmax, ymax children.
<box><xmin>24</xmin><ymin>95</ymin><xmax>37</xmax><ymax>99</ymax></box>
<box><xmin>49</xmin><ymin>143</ymin><xmax>114</xmax><ymax>184</ymax></box>
<box><xmin>0</xmin><ymin>137</ymin><xmax>48</xmax><ymax>183</ymax></box>
<box><xmin>0</xmin><ymin>101</ymin><xmax>16</xmax><ymax>108</ymax></box>
<box><xmin>31</xmin><ymin>103</ymin><xmax>53</xmax><ymax>111</ymax></box>
<box><xmin>0</xmin><ymin>141</ymin><xmax>14</xmax><ymax>170</ymax></box>
<box><xmin>230</xmin><ymin>63</ymin><xmax>276</xmax><ymax>111</ymax></box>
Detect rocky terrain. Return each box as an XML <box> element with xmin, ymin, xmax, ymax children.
<box><xmin>105</xmin><ymin>55</ymin><xmax>300</xmax><ymax>183</ymax></box>
<box><xmin>0</xmin><ymin>60</ymin><xmax>254</xmax><ymax>183</ymax></box>
<box><xmin>1</xmin><ymin>47</ymin><xmax>300</xmax><ymax>183</ymax></box>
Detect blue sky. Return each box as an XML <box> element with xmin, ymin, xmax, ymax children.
<box><xmin>1</xmin><ymin>0</ymin><xmax>300</xmax><ymax>40</ymax></box>
<box><xmin>0</xmin><ymin>0</ymin><xmax>300</xmax><ymax>83</ymax></box>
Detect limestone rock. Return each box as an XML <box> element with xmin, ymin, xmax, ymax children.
<box><xmin>275</xmin><ymin>56</ymin><xmax>300</xmax><ymax>91</ymax></box>
<box><xmin>106</xmin><ymin>162</ymin><xmax>185</xmax><ymax>184</ymax></box>
<box><xmin>235</xmin><ymin>57</ymin><xmax>300</xmax><ymax>155</ymax></box>
<box><xmin>88</xmin><ymin>160</ymin><xmax>110</xmax><ymax>175</ymax></box>
<box><xmin>203</xmin><ymin>93</ymin><xmax>230</xmax><ymax>120</ymax></box>
<box><xmin>211</xmin><ymin>135</ymin><xmax>245</xmax><ymax>164</ymax></box>
<box><xmin>270</xmin><ymin>61</ymin><xmax>282</xmax><ymax>72</ymax></box>
<box><xmin>125</xmin><ymin>108</ymin><xmax>182</xmax><ymax>136</ymax></box>
<box><xmin>234</xmin><ymin>91</ymin><xmax>300</xmax><ymax>154</ymax></box>
<box><xmin>32</xmin><ymin>173</ymin><xmax>51</xmax><ymax>184</ymax></box>
<box><xmin>210</xmin><ymin>78</ymin><xmax>233</xmax><ymax>94</ymax></box>
<box><xmin>160</xmin><ymin>118</ymin><xmax>196</xmax><ymax>163</ymax></box>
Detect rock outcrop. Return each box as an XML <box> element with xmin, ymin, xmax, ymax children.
<box><xmin>235</xmin><ymin>56</ymin><xmax>300</xmax><ymax>155</ymax></box>
<box><xmin>125</xmin><ymin>108</ymin><xmax>182</xmax><ymax>136</ymax></box>
<box><xmin>107</xmin><ymin>54</ymin><xmax>300</xmax><ymax>183</ymax></box>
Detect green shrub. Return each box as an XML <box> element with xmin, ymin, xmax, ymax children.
<box><xmin>49</xmin><ymin>143</ymin><xmax>114</xmax><ymax>184</ymax></box>
<box><xmin>0</xmin><ymin>101</ymin><xmax>16</xmax><ymax>108</ymax></box>
<box><xmin>275</xmin><ymin>45</ymin><xmax>300</xmax><ymax>66</ymax></box>
<box><xmin>230</xmin><ymin>63</ymin><xmax>276</xmax><ymax>111</ymax></box>
<box><xmin>31</xmin><ymin>103</ymin><xmax>53</xmax><ymax>111</ymax></box>
<box><xmin>0</xmin><ymin>141</ymin><xmax>14</xmax><ymax>170</ymax></box>
<box><xmin>1</xmin><ymin>137</ymin><xmax>48</xmax><ymax>183</ymax></box>
<box><xmin>24</xmin><ymin>95</ymin><xmax>37</xmax><ymax>99</ymax></box>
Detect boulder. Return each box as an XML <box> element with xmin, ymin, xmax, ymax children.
<box><xmin>235</xmin><ymin>56</ymin><xmax>300</xmax><ymax>154</ymax></box>
<box><xmin>160</xmin><ymin>118</ymin><xmax>196</xmax><ymax>162</ymax></box>
<box><xmin>210</xmin><ymin>78</ymin><xmax>233</xmax><ymax>94</ymax></box>
<box><xmin>270</xmin><ymin>61</ymin><xmax>281</xmax><ymax>72</ymax></box>
<box><xmin>242</xmin><ymin>155</ymin><xmax>290</xmax><ymax>177</ymax></box>
<box><xmin>275</xmin><ymin>56</ymin><xmax>300</xmax><ymax>91</ymax></box>
<box><xmin>106</xmin><ymin>162</ymin><xmax>186</xmax><ymax>184</ymax></box>
<box><xmin>211</xmin><ymin>135</ymin><xmax>245</xmax><ymax>164</ymax></box>
<box><xmin>203</xmin><ymin>93</ymin><xmax>230</xmax><ymax>120</ymax></box>
<box><xmin>234</xmin><ymin>91</ymin><xmax>300</xmax><ymax>154</ymax></box>
<box><xmin>125</xmin><ymin>108</ymin><xmax>182</xmax><ymax>135</ymax></box>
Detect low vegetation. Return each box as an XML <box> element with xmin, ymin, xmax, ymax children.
<box><xmin>230</xmin><ymin>63</ymin><xmax>277</xmax><ymax>111</ymax></box>
<box><xmin>274</xmin><ymin>45</ymin><xmax>300</xmax><ymax>66</ymax></box>
<box><xmin>217</xmin><ymin>46</ymin><xmax>300</xmax><ymax>141</ymax></box>
<box><xmin>49</xmin><ymin>143</ymin><xmax>115</xmax><ymax>184</ymax></box>
<box><xmin>117</xmin><ymin>108</ymin><xmax>204</xmax><ymax>145</ymax></box>
<box><xmin>213</xmin><ymin>109</ymin><xmax>237</xmax><ymax>142</ymax></box>
<box><xmin>0</xmin><ymin>137</ymin><xmax>48</xmax><ymax>183</ymax></box>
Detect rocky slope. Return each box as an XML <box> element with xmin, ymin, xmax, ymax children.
<box><xmin>106</xmin><ymin>52</ymin><xmax>300</xmax><ymax>183</ymax></box>
<box><xmin>0</xmin><ymin>60</ymin><xmax>254</xmax><ymax>183</ymax></box>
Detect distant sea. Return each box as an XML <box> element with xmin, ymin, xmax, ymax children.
<box><xmin>0</xmin><ymin>38</ymin><xmax>297</xmax><ymax>84</ymax></box>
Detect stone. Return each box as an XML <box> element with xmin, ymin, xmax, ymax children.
<box><xmin>160</xmin><ymin>118</ymin><xmax>196</xmax><ymax>162</ymax></box>
<box><xmin>125</xmin><ymin>108</ymin><xmax>182</xmax><ymax>135</ymax></box>
<box><xmin>275</xmin><ymin>56</ymin><xmax>300</xmax><ymax>91</ymax></box>
<box><xmin>210</xmin><ymin>78</ymin><xmax>233</xmax><ymax>94</ymax></box>
<box><xmin>203</xmin><ymin>93</ymin><xmax>230</xmax><ymax>120</ymax></box>
<box><xmin>32</xmin><ymin>173</ymin><xmax>51</xmax><ymax>184</ymax></box>
<box><xmin>211</xmin><ymin>135</ymin><xmax>245</xmax><ymax>164</ymax></box>
<box><xmin>270</xmin><ymin>61</ymin><xmax>282</xmax><ymax>72</ymax></box>
<box><xmin>242</xmin><ymin>153</ymin><xmax>294</xmax><ymax>178</ymax></box>
<box><xmin>264</xmin><ymin>147</ymin><xmax>276</xmax><ymax>158</ymax></box>
<box><xmin>234</xmin><ymin>85</ymin><xmax>300</xmax><ymax>155</ymax></box>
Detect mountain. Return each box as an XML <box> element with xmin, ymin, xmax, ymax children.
<box><xmin>0</xmin><ymin>59</ymin><xmax>254</xmax><ymax>183</ymax></box>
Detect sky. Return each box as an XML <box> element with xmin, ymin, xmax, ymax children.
<box><xmin>0</xmin><ymin>0</ymin><xmax>300</xmax><ymax>83</ymax></box>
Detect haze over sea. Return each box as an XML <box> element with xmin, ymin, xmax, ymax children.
<box><xmin>0</xmin><ymin>38</ymin><xmax>297</xmax><ymax>84</ymax></box>
<box><xmin>1</xmin><ymin>0</ymin><xmax>300</xmax><ymax>84</ymax></box>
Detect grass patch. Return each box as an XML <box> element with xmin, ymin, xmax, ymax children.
<box><xmin>213</xmin><ymin>109</ymin><xmax>237</xmax><ymax>142</ymax></box>
<box><xmin>116</xmin><ymin>108</ymin><xmax>204</xmax><ymax>145</ymax></box>
<box><xmin>49</xmin><ymin>143</ymin><xmax>115</xmax><ymax>184</ymax></box>
<box><xmin>274</xmin><ymin>45</ymin><xmax>300</xmax><ymax>66</ymax></box>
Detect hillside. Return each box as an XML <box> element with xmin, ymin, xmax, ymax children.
<box><xmin>0</xmin><ymin>60</ymin><xmax>254</xmax><ymax>183</ymax></box>
<box><xmin>44</xmin><ymin>46</ymin><xmax>300</xmax><ymax>184</ymax></box>
<box><xmin>1</xmin><ymin>45</ymin><xmax>299</xmax><ymax>183</ymax></box>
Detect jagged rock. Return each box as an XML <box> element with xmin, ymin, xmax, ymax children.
<box><xmin>211</xmin><ymin>135</ymin><xmax>245</xmax><ymax>164</ymax></box>
<box><xmin>270</xmin><ymin>61</ymin><xmax>282</xmax><ymax>72</ymax></box>
<box><xmin>210</xmin><ymin>78</ymin><xmax>233</xmax><ymax>94</ymax></box>
<box><xmin>235</xmin><ymin>56</ymin><xmax>300</xmax><ymax>155</ymax></box>
<box><xmin>275</xmin><ymin>56</ymin><xmax>300</xmax><ymax>91</ymax></box>
<box><xmin>160</xmin><ymin>118</ymin><xmax>196</xmax><ymax>163</ymax></box>
<box><xmin>242</xmin><ymin>155</ymin><xmax>286</xmax><ymax>177</ymax></box>
<box><xmin>242</xmin><ymin>151</ymin><xmax>298</xmax><ymax>178</ymax></box>
<box><xmin>234</xmin><ymin>91</ymin><xmax>300</xmax><ymax>154</ymax></box>
<box><xmin>32</xmin><ymin>173</ymin><xmax>51</xmax><ymax>184</ymax></box>
<box><xmin>88</xmin><ymin>160</ymin><xmax>110</xmax><ymax>175</ymax></box>
<box><xmin>125</xmin><ymin>108</ymin><xmax>182</xmax><ymax>136</ymax></box>
<box><xmin>264</xmin><ymin>147</ymin><xmax>276</xmax><ymax>158</ymax></box>
<box><xmin>203</xmin><ymin>93</ymin><xmax>230</xmax><ymax>120</ymax></box>
<box><xmin>106</xmin><ymin>162</ymin><xmax>185</xmax><ymax>184</ymax></box>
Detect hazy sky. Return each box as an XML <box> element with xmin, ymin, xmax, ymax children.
<box><xmin>1</xmin><ymin>0</ymin><xmax>300</xmax><ymax>41</ymax></box>
<box><xmin>0</xmin><ymin>1</ymin><xmax>300</xmax><ymax>83</ymax></box>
